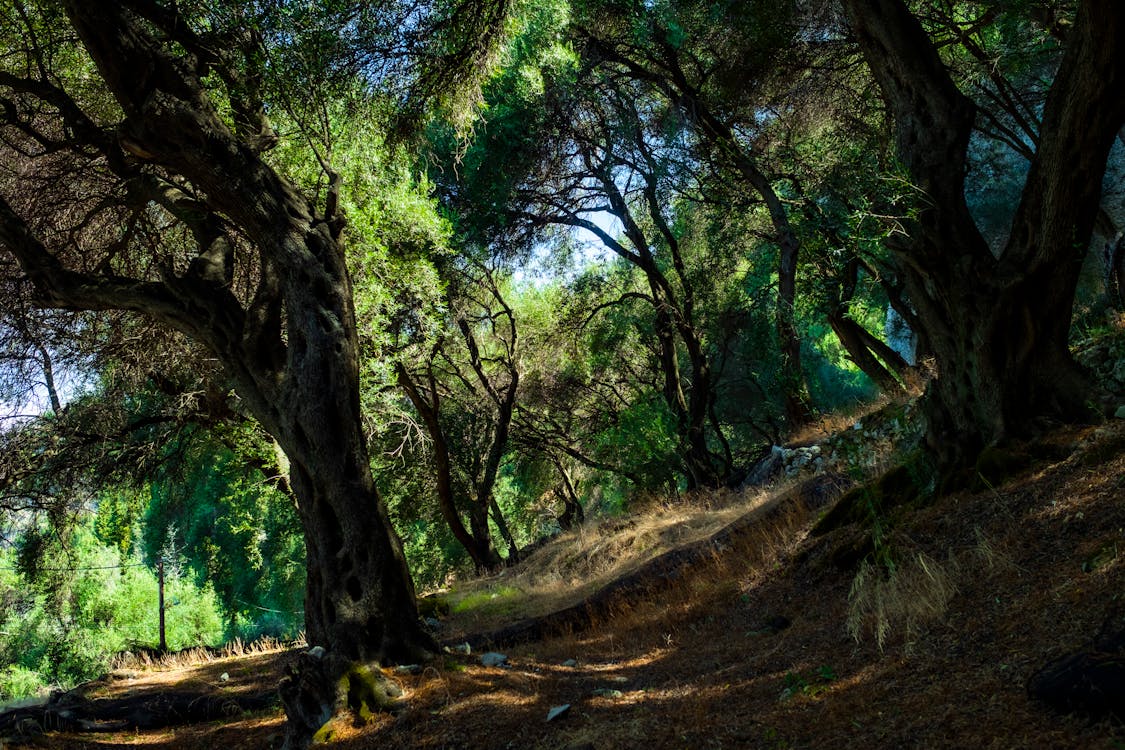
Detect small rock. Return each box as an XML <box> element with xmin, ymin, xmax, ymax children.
<box><xmin>480</xmin><ymin>652</ymin><xmax>508</xmax><ymax>667</ymax></box>
<box><xmin>447</xmin><ymin>642</ymin><xmax>471</xmax><ymax>655</ymax></box>
<box><xmin>306</xmin><ymin>645</ymin><xmax>326</xmax><ymax>660</ymax></box>
<box><xmin>740</xmin><ymin>445</ymin><xmax>786</xmax><ymax>488</ymax></box>
<box><xmin>1114</xmin><ymin>405</ymin><xmax>1125</xmax><ymax>419</ymax></box>
<box><xmin>394</xmin><ymin>664</ymin><xmax>423</xmax><ymax>675</ymax></box>
<box><xmin>561</xmin><ymin>659</ymin><xmax>578</xmax><ymax>668</ymax></box>
<box><xmin>219</xmin><ymin>672</ymin><xmax>230</xmax><ymax>682</ymax></box>
<box><xmin>605</xmin><ymin>675</ymin><xmax>629</xmax><ymax>684</ymax></box>
<box><xmin>424</xmin><ymin>617</ymin><xmax>443</xmax><ymax>631</ymax></box>
<box><xmin>592</xmin><ymin>688</ymin><xmax>624</xmax><ymax>698</ymax></box>
<box><xmin>546</xmin><ymin>704</ymin><xmax>571</xmax><ymax>721</ymax></box>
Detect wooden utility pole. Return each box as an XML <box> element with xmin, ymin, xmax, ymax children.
<box><xmin>157</xmin><ymin>557</ymin><xmax>167</xmax><ymax>653</ymax></box>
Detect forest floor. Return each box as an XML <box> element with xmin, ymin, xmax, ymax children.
<box><xmin>14</xmin><ymin>415</ymin><xmax>1125</xmax><ymax>749</ymax></box>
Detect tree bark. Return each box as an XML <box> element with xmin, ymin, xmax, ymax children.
<box><xmin>1106</xmin><ymin>233</ymin><xmax>1125</xmax><ymax>311</ymax></box>
<box><xmin>828</xmin><ymin>259</ymin><xmax>908</xmax><ymax>394</ymax></box>
<box><xmin>552</xmin><ymin>456</ymin><xmax>584</xmax><ymax>530</ymax></box>
<box><xmin>829</xmin><ymin>314</ymin><xmax>905</xmax><ymax>394</ymax></box>
<box><xmin>396</xmin><ymin>363</ymin><xmax>502</xmax><ymax>572</ymax></box>
<box><xmin>841</xmin><ymin>0</ymin><xmax>1125</xmax><ymax>469</ymax></box>
<box><xmin>0</xmin><ymin>2</ymin><xmax>438</xmax><ymax>666</ymax></box>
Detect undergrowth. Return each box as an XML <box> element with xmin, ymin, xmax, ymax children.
<box><xmin>847</xmin><ymin>528</ymin><xmax>1016</xmax><ymax>651</ymax></box>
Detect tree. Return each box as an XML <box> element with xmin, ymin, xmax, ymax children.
<box><xmin>0</xmin><ymin>0</ymin><xmax>507</xmax><ymax>666</ymax></box>
<box><xmin>496</xmin><ymin>68</ymin><xmax>734</xmax><ymax>487</ymax></box>
<box><xmin>394</xmin><ymin>258</ymin><xmax>523</xmax><ymax>571</ymax></box>
<box><xmin>573</xmin><ymin>0</ymin><xmax>820</xmax><ymax>428</ymax></box>
<box><xmin>838</xmin><ymin>0</ymin><xmax>1125</xmax><ymax>471</ymax></box>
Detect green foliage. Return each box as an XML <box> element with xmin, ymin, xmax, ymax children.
<box><xmin>0</xmin><ymin>665</ymin><xmax>43</xmax><ymax>704</ymax></box>
<box><xmin>0</xmin><ymin>525</ymin><xmax>224</xmax><ymax>697</ymax></box>
<box><xmin>138</xmin><ymin>429</ymin><xmax>305</xmax><ymax>640</ymax></box>
<box><xmin>779</xmin><ymin>665</ymin><xmax>837</xmax><ymax>701</ymax></box>
<box><xmin>448</xmin><ymin>585</ymin><xmax>524</xmax><ymax>616</ymax></box>
<box><xmin>5</xmin><ymin>0</ymin><xmax>1102</xmax><ymax>658</ymax></box>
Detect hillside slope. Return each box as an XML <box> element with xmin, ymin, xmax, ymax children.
<box><xmin>17</xmin><ymin>420</ymin><xmax>1125</xmax><ymax>749</ymax></box>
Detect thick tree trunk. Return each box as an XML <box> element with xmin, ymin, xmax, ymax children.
<box><xmin>682</xmin><ymin>359</ymin><xmax>727</xmax><ymax>489</ymax></box>
<box><xmin>466</xmin><ymin>498</ymin><xmax>502</xmax><ymax>569</ymax></box>
<box><xmin>841</xmin><ymin>0</ymin><xmax>1125</xmax><ymax>472</ymax></box>
<box><xmin>777</xmin><ymin>233</ymin><xmax>816</xmax><ymax>428</ymax></box>
<box><xmin>48</xmin><ymin>2</ymin><xmax>442</xmax><ymax>667</ymax></box>
<box><xmin>238</xmin><ymin>231</ymin><xmax>437</xmax><ymax>665</ymax></box>
<box><xmin>828</xmin><ymin>259</ymin><xmax>909</xmax><ymax>394</ymax></box>
<box><xmin>908</xmin><ymin>267</ymin><xmax>1094</xmax><ymax>468</ymax></box>
<box><xmin>553</xmin><ymin>457</ymin><xmax>585</xmax><ymax>530</ymax></box>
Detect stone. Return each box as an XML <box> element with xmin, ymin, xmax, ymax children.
<box><xmin>592</xmin><ymin>688</ymin><xmax>624</xmax><ymax>698</ymax></box>
<box><xmin>1029</xmin><ymin>650</ymin><xmax>1125</xmax><ymax>720</ymax></box>
<box><xmin>740</xmin><ymin>445</ymin><xmax>786</xmax><ymax>488</ymax></box>
<box><xmin>447</xmin><ymin>643</ymin><xmax>471</xmax><ymax>655</ymax></box>
<box><xmin>480</xmin><ymin>652</ymin><xmax>508</xmax><ymax>668</ymax></box>
<box><xmin>1114</xmin><ymin>405</ymin><xmax>1125</xmax><ymax>419</ymax></box>
<box><xmin>424</xmin><ymin>617</ymin><xmax>443</xmax><ymax>631</ymax></box>
<box><xmin>546</xmin><ymin>704</ymin><xmax>571</xmax><ymax>721</ymax></box>
<box><xmin>393</xmin><ymin>664</ymin><xmax>423</xmax><ymax>675</ymax></box>
<box><xmin>219</xmin><ymin>672</ymin><xmax>229</xmax><ymax>682</ymax></box>
<box><xmin>561</xmin><ymin>659</ymin><xmax>578</xmax><ymax>668</ymax></box>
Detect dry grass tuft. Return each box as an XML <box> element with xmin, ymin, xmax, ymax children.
<box><xmin>847</xmin><ymin>552</ymin><xmax>958</xmax><ymax>652</ymax></box>
<box><xmin>846</xmin><ymin>528</ymin><xmax>1017</xmax><ymax>652</ymax></box>
<box><xmin>109</xmin><ymin>633</ymin><xmax>303</xmax><ymax>672</ymax></box>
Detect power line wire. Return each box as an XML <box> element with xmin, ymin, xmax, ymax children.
<box><xmin>0</xmin><ymin>562</ymin><xmax>147</xmax><ymax>572</ymax></box>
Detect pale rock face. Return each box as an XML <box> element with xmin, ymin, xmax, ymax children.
<box><xmin>884</xmin><ymin>306</ymin><xmax>916</xmax><ymax>366</ymax></box>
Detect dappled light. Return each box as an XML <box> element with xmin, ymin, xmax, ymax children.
<box><xmin>1</xmin><ymin>0</ymin><xmax>1124</xmax><ymax>747</ymax></box>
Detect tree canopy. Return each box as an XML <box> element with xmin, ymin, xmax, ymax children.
<box><xmin>0</xmin><ymin>0</ymin><xmax>1122</xmax><ymax>742</ymax></box>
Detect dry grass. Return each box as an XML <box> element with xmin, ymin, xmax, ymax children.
<box><xmin>847</xmin><ymin>551</ymin><xmax>959</xmax><ymax>651</ymax></box>
<box><xmin>33</xmin><ymin>420</ymin><xmax>1125</xmax><ymax>750</ymax></box>
<box><xmin>109</xmin><ymin>635</ymin><xmax>303</xmax><ymax>673</ymax></box>
<box><xmin>846</xmin><ymin>526</ymin><xmax>1022</xmax><ymax>653</ymax></box>
<box><xmin>438</xmin><ymin>478</ymin><xmax>808</xmax><ymax>636</ymax></box>
<box><xmin>788</xmin><ymin>394</ymin><xmax>895</xmax><ymax>446</ymax></box>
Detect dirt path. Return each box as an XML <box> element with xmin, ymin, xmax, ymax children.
<box><xmin>13</xmin><ymin>423</ymin><xmax>1125</xmax><ymax>749</ymax></box>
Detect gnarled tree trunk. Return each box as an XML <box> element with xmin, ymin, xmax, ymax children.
<box><xmin>0</xmin><ymin>2</ymin><xmax>438</xmax><ymax>668</ymax></box>
<box><xmin>841</xmin><ymin>0</ymin><xmax>1125</xmax><ymax>471</ymax></box>
<box><xmin>827</xmin><ymin>259</ymin><xmax>909</xmax><ymax>394</ymax></box>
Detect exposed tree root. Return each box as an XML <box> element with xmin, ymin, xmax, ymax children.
<box><xmin>0</xmin><ymin>686</ymin><xmax>277</xmax><ymax>741</ymax></box>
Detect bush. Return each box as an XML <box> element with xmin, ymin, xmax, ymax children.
<box><xmin>0</xmin><ymin>526</ymin><xmax>226</xmax><ymax>690</ymax></box>
<box><xmin>0</xmin><ymin>665</ymin><xmax>45</xmax><ymax>702</ymax></box>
